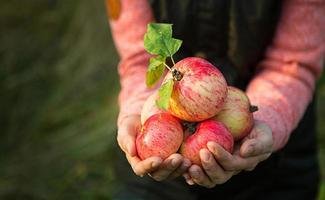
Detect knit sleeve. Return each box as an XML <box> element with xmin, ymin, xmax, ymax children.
<box><xmin>246</xmin><ymin>0</ymin><xmax>325</xmax><ymax>151</ymax></box>
<box><xmin>107</xmin><ymin>0</ymin><xmax>156</xmax><ymax>127</ymax></box>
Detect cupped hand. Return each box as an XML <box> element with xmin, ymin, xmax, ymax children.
<box><xmin>117</xmin><ymin>115</ymin><xmax>191</xmax><ymax>181</ymax></box>
<box><xmin>184</xmin><ymin>120</ymin><xmax>273</xmax><ymax>188</ymax></box>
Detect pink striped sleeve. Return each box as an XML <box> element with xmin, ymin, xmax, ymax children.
<box><xmin>247</xmin><ymin>0</ymin><xmax>325</xmax><ymax>151</ymax></box>
<box><xmin>108</xmin><ymin>0</ymin><xmax>156</xmax><ymax>127</ymax></box>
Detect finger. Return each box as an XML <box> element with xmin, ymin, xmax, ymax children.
<box><xmin>209</xmin><ymin>140</ymin><xmax>272</xmax><ymax>172</ymax></box>
<box><xmin>245</xmin><ymin>165</ymin><xmax>257</xmax><ymax>172</ymax></box>
<box><xmin>240</xmin><ymin>139</ymin><xmax>269</xmax><ymax>158</ymax></box>
<box><xmin>169</xmin><ymin>158</ymin><xmax>191</xmax><ymax>180</ymax></box>
<box><xmin>240</xmin><ymin>139</ymin><xmax>259</xmax><ymax>158</ymax></box>
<box><xmin>233</xmin><ymin>170</ymin><xmax>241</xmax><ymax>175</ymax></box>
<box><xmin>183</xmin><ymin>173</ymin><xmax>195</xmax><ymax>185</ymax></box>
<box><xmin>207</xmin><ymin>142</ymin><xmax>243</xmax><ymax>171</ymax></box>
<box><xmin>189</xmin><ymin>165</ymin><xmax>214</xmax><ymax>188</ymax></box>
<box><xmin>208</xmin><ymin>142</ymin><xmax>262</xmax><ymax>171</ymax></box>
<box><xmin>150</xmin><ymin>154</ymin><xmax>183</xmax><ymax>181</ymax></box>
<box><xmin>244</xmin><ymin>152</ymin><xmax>271</xmax><ymax>171</ymax></box>
<box><xmin>126</xmin><ymin>154</ymin><xmax>162</xmax><ymax>177</ymax></box>
<box><xmin>200</xmin><ymin>149</ymin><xmax>231</xmax><ymax>184</ymax></box>
<box><xmin>240</xmin><ymin>124</ymin><xmax>273</xmax><ymax>158</ymax></box>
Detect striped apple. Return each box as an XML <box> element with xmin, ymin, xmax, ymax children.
<box><xmin>162</xmin><ymin>57</ymin><xmax>228</xmax><ymax>122</ymax></box>
<box><xmin>180</xmin><ymin>120</ymin><xmax>234</xmax><ymax>166</ymax></box>
<box><xmin>136</xmin><ymin>113</ymin><xmax>184</xmax><ymax>160</ymax></box>
<box><xmin>140</xmin><ymin>91</ymin><xmax>166</xmax><ymax>125</ymax></box>
<box><xmin>212</xmin><ymin>86</ymin><xmax>256</xmax><ymax>141</ymax></box>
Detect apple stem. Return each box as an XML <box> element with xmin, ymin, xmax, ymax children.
<box><xmin>171</xmin><ymin>56</ymin><xmax>176</xmax><ymax>65</ymax></box>
<box><xmin>249</xmin><ymin>105</ymin><xmax>259</xmax><ymax>113</ymax></box>
<box><xmin>163</xmin><ymin>59</ymin><xmax>183</xmax><ymax>81</ymax></box>
<box><xmin>164</xmin><ymin>62</ymin><xmax>173</xmax><ymax>72</ymax></box>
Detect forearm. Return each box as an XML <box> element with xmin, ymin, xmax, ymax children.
<box><xmin>247</xmin><ymin>0</ymin><xmax>325</xmax><ymax>151</ymax></box>
<box><xmin>107</xmin><ymin>0</ymin><xmax>155</xmax><ymax>126</ymax></box>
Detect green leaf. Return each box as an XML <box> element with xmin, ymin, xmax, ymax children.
<box><xmin>144</xmin><ymin>23</ymin><xmax>182</xmax><ymax>57</ymax></box>
<box><xmin>168</xmin><ymin>38</ymin><xmax>182</xmax><ymax>57</ymax></box>
<box><xmin>146</xmin><ymin>56</ymin><xmax>166</xmax><ymax>88</ymax></box>
<box><xmin>156</xmin><ymin>79</ymin><xmax>174</xmax><ymax>110</ymax></box>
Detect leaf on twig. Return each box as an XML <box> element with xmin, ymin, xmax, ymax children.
<box><xmin>156</xmin><ymin>79</ymin><xmax>174</xmax><ymax>110</ymax></box>
<box><xmin>144</xmin><ymin>23</ymin><xmax>182</xmax><ymax>58</ymax></box>
<box><xmin>146</xmin><ymin>56</ymin><xmax>166</xmax><ymax>88</ymax></box>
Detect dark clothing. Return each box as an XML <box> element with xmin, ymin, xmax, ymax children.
<box><xmin>113</xmin><ymin>0</ymin><xmax>320</xmax><ymax>199</ymax></box>
<box><xmin>151</xmin><ymin>0</ymin><xmax>282</xmax><ymax>87</ymax></box>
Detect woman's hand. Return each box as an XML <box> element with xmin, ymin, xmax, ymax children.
<box><xmin>183</xmin><ymin>121</ymin><xmax>273</xmax><ymax>188</ymax></box>
<box><xmin>117</xmin><ymin>115</ymin><xmax>191</xmax><ymax>181</ymax></box>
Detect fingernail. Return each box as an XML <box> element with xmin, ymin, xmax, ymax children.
<box><xmin>187</xmin><ymin>179</ymin><xmax>195</xmax><ymax>185</ymax></box>
<box><xmin>184</xmin><ymin>159</ymin><xmax>191</xmax><ymax>168</ymax></box>
<box><xmin>183</xmin><ymin>173</ymin><xmax>195</xmax><ymax>185</ymax></box>
<box><xmin>192</xmin><ymin>169</ymin><xmax>200</xmax><ymax>178</ymax></box>
<box><xmin>245</xmin><ymin>146</ymin><xmax>254</xmax><ymax>156</ymax></box>
<box><xmin>207</xmin><ymin>141</ymin><xmax>213</xmax><ymax>147</ymax></box>
<box><xmin>171</xmin><ymin>159</ymin><xmax>179</xmax><ymax>167</ymax></box>
<box><xmin>200</xmin><ymin>150</ymin><xmax>210</xmax><ymax>162</ymax></box>
<box><xmin>207</xmin><ymin>142</ymin><xmax>215</xmax><ymax>150</ymax></box>
<box><xmin>151</xmin><ymin>161</ymin><xmax>160</xmax><ymax>168</ymax></box>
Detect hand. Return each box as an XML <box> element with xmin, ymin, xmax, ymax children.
<box><xmin>117</xmin><ymin>115</ymin><xmax>191</xmax><ymax>181</ymax></box>
<box><xmin>183</xmin><ymin>120</ymin><xmax>273</xmax><ymax>188</ymax></box>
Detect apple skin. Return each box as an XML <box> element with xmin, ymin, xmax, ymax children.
<box><xmin>163</xmin><ymin>57</ymin><xmax>228</xmax><ymax>122</ymax></box>
<box><xmin>180</xmin><ymin>120</ymin><xmax>234</xmax><ymax>166</ymax></box>
<box><xmin>141</xmin><ymin>92</ymin><xmax>166</xmax><ymax>125</ymax></box>
<box><xmin>136</xmin><ymin>113</ymin><xmax>184</xmax><ymax>160</ymax></box>
<box><xmin>212</xmin><ymin>86</ymin><xmax>254</xmax><ymax>141</ymax></box>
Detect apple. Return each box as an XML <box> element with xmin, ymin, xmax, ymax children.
<box><xmin>141</xmin><ymin>91</ymin><xmax>166</xmax><ymax>125</ymax></box>
<box><xmin>163</xmin><ymin>57</ymin><xmax>228</xmax><ymax>122</ymax></box>
<box><xmin>212</xmin><ymin>86</ymin><xmax>257</xmax><ymax>141</ymax></box>
<box><xmin>180</xmin><ymin>120</ymin><xmax>234</xmax><ymax>166</ymax></box>
<box><xmin>136</xmin><ymin>113</ymin><xmax>184</xmax><ymax>160</ymax></box>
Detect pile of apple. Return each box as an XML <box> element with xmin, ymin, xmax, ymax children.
<box><xmin>135</xmin><ymin>23</ymin><xmax>258</xmax><ymax>166</ymax></box>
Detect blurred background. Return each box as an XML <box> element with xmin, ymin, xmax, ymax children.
<box><xmin>0</xmin><ymin>0</ymin><xmax>324</xmax><ymax>199</ymax></box>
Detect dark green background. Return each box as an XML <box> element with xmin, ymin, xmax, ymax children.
<box><xmin>0</xmin><ymin>1</ymin><xmax>324</xmax><ymax>199</ymax></box>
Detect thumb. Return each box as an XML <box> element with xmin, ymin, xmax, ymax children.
<box><xmin>117</xmin><ymin>115</ymin><xmax>141</xmax><ymax>157</ymax></box>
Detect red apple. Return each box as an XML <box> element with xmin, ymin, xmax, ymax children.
<box><xmin>141</xmin><ymin>91</ymin><xmax>166</xmax><ymax>125</ymax></box>
<box><xmin>163</xmin><ymin>57</ymin><xmax>228</xmax><ymax>122</ymax></box>
<box><xmin>136</xmin><ymin>113</ymin><xmax>183</xmax><ymax>160</ymax></box>
<box><xmin>212</xmin><ymin>86</ymin><xmax>256</xmax><ymax>141</ymax></box>
<box><xmin>180</xmin><ymin>120</ymin><xmax>234</xmax><ymax>166</ymax></box>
